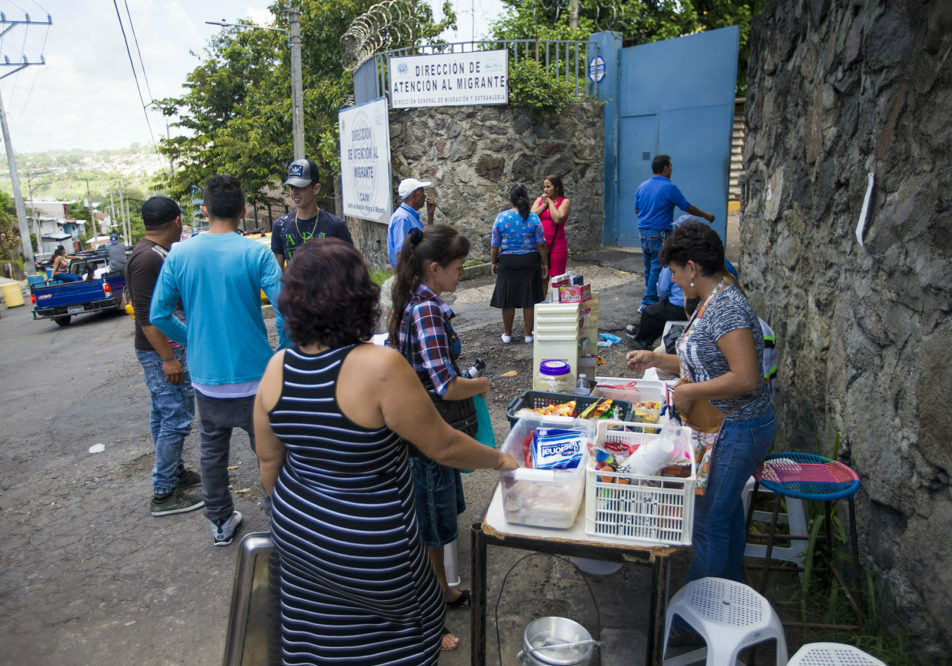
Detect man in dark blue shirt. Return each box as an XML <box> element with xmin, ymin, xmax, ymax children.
<box><xmin>271</xmin><ymin>158</ymin><xmax>353</xmax><ymax>269</ymax></box>
<box><xmin>628</xmin><ymin>154</ymin><xmax>714</xmax><ymax>334</ymax></box>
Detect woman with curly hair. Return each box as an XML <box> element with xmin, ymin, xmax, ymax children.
<box><xmin>388</xmin><ymin>225</ymin><xmax>491</xmax><ymax>635</ymax></box>
<box><xmin>254</xmin><ymin>238</ymin><xmax>516</xmax><ymax>663</ymax></box>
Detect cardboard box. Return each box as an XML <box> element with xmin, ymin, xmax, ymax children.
<box><xmin>558</xmin><ymin>283</ymin><xmax>591</xmax><ymax>303</ymax></box>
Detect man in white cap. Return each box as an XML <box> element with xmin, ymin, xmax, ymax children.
<box><xmin>272</xmin><ymin>158</ymin><xmax>352</xmax><ymax>270</ymax></box>
<box><xmin>387</xmin><ymin>177</ymin><xmax>435</xmax><ymax>267</ymax></box>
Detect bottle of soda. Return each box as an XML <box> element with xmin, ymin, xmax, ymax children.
<box><xmin>462</xmin><ymin>357</ymin><xmax>485</xmax><ymax>379</ymax></box>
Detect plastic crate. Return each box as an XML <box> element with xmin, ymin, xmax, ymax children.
<box><xmin>584</xmin><ymin>421</ymin><xmax>696</xmax><ymax>546</ymax></box>
<box><xmin>498</xmin><ymin>415</ymin><xmax>596</xmax><ymax>529</ymax></box>
<box><xmin>506</xmin><ymin>390</ymin><xmax>633</xmax><ymax>427</ymax></box>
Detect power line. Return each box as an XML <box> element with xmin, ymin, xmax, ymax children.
<box><xmin>111</xmin><ymin>0</ymin><xmax>159</xmax><ymax>156</ymax></box>
<box><xmin>123</xmin><ymin>0</ymin><xmax>154</xmax><ymax>103</ymax></box>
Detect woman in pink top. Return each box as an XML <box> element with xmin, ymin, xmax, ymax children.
<box><xmin>532</xmin><ymin>174</ymin><xmax>571</xmax><ymax>285</ymax></box>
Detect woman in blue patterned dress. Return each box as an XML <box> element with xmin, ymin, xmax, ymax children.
<box><xmin>489</xmin><ymin>184</ymin><xmax>549</xmax><ymax>343</ymax></box>
<box><xmin>253</xmin><ymin>238</ymin><xmax>517</xmax><ymax>663</ymax></box>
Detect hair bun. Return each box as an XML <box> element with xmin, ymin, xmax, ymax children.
<box><xmin>408</xmin><ymin>227</ymin><xmax>423</xmax><ymax>247</ymax></box>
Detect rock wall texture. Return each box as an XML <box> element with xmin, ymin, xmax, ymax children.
<box><xmin>743</xmin><ymin>0</ymin><xmax>952</xmax><ymax>657</ymax></box>
<box><xmin>348</xmin><ymin>103</ymin><xmax>604</xmax><ymax>269</ymax></box>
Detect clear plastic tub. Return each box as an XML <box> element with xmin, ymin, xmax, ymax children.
<box><xmin>593</xmin><ymin>376</ymin><xmax>668</xmax><ymax>425</ymax></box>
<box><xmin>498</xmin><ymin>415</ymin><xmax>596</xmax><ymax>529</ymax></box>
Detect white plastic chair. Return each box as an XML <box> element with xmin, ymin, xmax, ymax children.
<box><xmin>787</xmin><ymin>642</ymin><xmax>886</xmax><ymax>665</ymax></box>
<box><xmin>662</xmin><ymin>577</ymin><xmax>787</xmax><ymax>665</ymax></box>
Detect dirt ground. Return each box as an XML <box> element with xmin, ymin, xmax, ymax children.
<box><xmin>0</xmin><ymin>215</ymin><xmax>772</xmax><ymax>666</ymax></box>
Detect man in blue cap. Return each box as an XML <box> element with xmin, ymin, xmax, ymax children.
<box><xmin>106</xmin><ymin>233</ymin><xmax>127</xmax><ymax>272</ymax></box>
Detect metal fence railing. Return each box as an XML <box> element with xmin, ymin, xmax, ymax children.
<box><xmin>353</xmin><ymin>39</ymin><xmax>599</xmax><ymax>106</ymax></box>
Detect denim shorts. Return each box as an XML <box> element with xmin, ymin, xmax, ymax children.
<box><xmin>409</xmin><ymin>457</ymin><xmax>465</xmax><ymax>547</ymax></box>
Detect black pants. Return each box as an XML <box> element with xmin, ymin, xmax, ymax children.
<box><xmin>632</xmin><ymin>299</ymin><xmax>688</xmax><ymax>349</ymax></box>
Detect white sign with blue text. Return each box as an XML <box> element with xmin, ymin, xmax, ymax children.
<box><xmin>339</xmin><ymin>98</ymin><xmax>392</xmax><ymax>224</ymax></box>
<box><xmin>389</xmin><ymin>50</ymin><xmax>508</xmax><ymax>109</ymax></box>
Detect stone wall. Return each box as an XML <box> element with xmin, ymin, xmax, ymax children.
<box><xmin>743</xmin><ymin>0</ymin><xmax>952</xmax><ymax>657</ymax></box>
<box><xmin>348</xmin><ymin>103</ymin><xmax>605</xmax><ymax>269</ymax></box>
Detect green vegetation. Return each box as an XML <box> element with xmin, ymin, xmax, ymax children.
<box><xmin>491</xmin><ymin>0</ymin><xmax>767</xmax><ymax>94</ymax></box>
<box><xmin>508</xmin><ymin>59</ymin><xmax>578</xmax><ymax>118</ymax></box>
<box><xmin>154</xmin><ymin>0</ymin><xmax>455</xmax><ymax>208</ymax></box>
<box><xmin>0</xmin><ymin>191</ymin><xmax>20</xmax><ymax>261</ymax></box>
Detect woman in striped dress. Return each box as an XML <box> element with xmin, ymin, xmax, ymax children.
<box><xmin>254</xmin><ymin>238</ymin><xmax>517</xmax><ymax>664</ymax></box>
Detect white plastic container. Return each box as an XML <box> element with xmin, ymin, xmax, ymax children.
<box><xmin>499</xmin><ymin>415</ymin><xmax>596</xmax><ymax>529</ymax></box>
<box><xmin>584</xmin><ymin>421</ymin><xmax>696</xmax><ymax>546</ymax></box>
<box><xmin>592</xmin><ymin>376</ymin><xmax>668</xmax><ymax>425</ymax></box>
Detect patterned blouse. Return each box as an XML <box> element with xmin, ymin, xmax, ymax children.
<box><xmin>491</xmin><ymin>210</ymin><xmax>545</xmax><ymax>254</ymax></box>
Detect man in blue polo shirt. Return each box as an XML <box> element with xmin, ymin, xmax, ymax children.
<box><xmin>387</xmin><ymin>177</ymin><xmax>436</xmax><ymax>267</ymax></box>
<box><xmin>628</xmin><ymin>154</ymin><xmax>714</xmax><ymax>334</ymax></box>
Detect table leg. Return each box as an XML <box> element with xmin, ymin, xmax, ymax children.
<box><xmin>759</xmin><ymin>495</ymin><xmax>782</xmax><ymax>594</ymax></box>
<box><xmin>647</xmin><ymin>556</ymin><xmax>669</xmax><ymax>666</ymax></box>
<box><xmin>471</xmin><ymin>522</ymin><xmax>487</xmax><ymax>666</ymax></box>
<box><xmin>848</xmin><ymin>498</ymin><xmax>860</xmax><ymax>590</ymax></box>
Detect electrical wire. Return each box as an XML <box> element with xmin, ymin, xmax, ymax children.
<box><xmin>493</xmin><ymin>552</ymin><xmax>602</xmax><ymax>666</ymax></box>
<box><xmin>122</xmin><ymin>0</ymin><xmax>154</xmax><ymax>103</ymax></box>
<box><xmin>111</xmin><ymin>0</ymin><xmax>159</xmax><ymax>156</ymax></box>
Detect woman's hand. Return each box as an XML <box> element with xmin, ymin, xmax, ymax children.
<box><xmin>626</xmin><ymin>349</ymin><xmax>655</xmax><ymax>372</ymax></box>
<box><xmin>491</xmin><ymin>262</ymin><xmax>498</xmax><ymax>277</ymax></box>
<box><xmin>671</xmin><ymin>380</ymin><xmax>695</xmax><ymax>417</ymax></box>
<box><xmin>541</xmin><ymin>263</ymin><xmax>548</xmax><ymax>280</ymax></box>
<box><xmin>493</xmin><ymin>452</ymin><xmax>519</xmax><ymax>472</ymax></box>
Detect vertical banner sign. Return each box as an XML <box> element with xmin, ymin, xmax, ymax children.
<box><xmin>389</xmin><ymin>50</ymin><xmax>508</xmax><ymax>109</ymax></box>
<box><xmin>339</xmin><ymin>98</ymin><xmax>392</xmax><ymax>224</ymax></box>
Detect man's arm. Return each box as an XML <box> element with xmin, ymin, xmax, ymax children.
<box><xmin>128</xmin><ymin>253</ymin><xmax>184</xmax><ymax>383</ymax></box>
<box><xmin>260</xmin><ymin>249</ymin><xmax>289</xmax><ymax>349</ymax></box>
<box><xmin>149</xmin><ymin>260</ymin><xmax>188</xmax><ymax>346</ymax></box>
<box><xmin>686</xmin><ymin>204</ymin><xmax>715</xmax><ymax>223</ymax></box>
<box><xmin>270</xmin><ymin>220</ymin><xmax>286</xmax><ymax>272</ymax></box>
<box><xmin>425</xmin><ymin>198</ymin><xmax>435</xmax><ymax>225</ymax></box>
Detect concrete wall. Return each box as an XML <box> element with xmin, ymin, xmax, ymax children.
<box><xmin>348</xmin><ymin>103</ymin><xmax>605</xmax><ymax>270</ymax></box>
<box><xmin>743</xmin><ymin>0</ymin><xmax>952</xmax><ymax>657</ymax></box>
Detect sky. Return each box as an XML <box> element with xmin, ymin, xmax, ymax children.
<box><xmin>0</xmin><ymin>0</ymin><xmax>504</xmax><ymax>155</ymax></box>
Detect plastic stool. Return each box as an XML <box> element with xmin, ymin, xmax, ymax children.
<box><xmin>787</xmin><ymin>642</ymin><xmax>886</xmax><ymax>665</ymax></box>
<box><xmin>742</xmin><ymin>477</ymin><xmax>808</xmax><ymax>564</ymax></box>
<box><xmin>662</xmin><ymin>577</ymin><xmax>787</xmax><ymax>666</ymax></box>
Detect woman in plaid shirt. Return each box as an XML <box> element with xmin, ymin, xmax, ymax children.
<box><xmin>388</xmin><ymin>226</ymin><xmax>489</xmax><ymax>629</ymax></box>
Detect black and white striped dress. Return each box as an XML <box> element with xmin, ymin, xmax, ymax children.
<box><xmin>269</xmin><ymin>345</ymin><xmax>445</xmax><ymax>665</ymax></box>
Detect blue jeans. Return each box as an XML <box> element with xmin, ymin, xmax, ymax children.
<box><xmin>135</xmin><ymin>348</ymin><xmax>195</xmax><ymax>495</ymax></box>
<box><xmin>686</xmin><ymin>406</ymin><xmax>777</xmax><ymax>583</ymax></box>
<box><xmin>194</xmin><ymin>392</ymin><xmax>256</xmax><ymax>523</ymax></box>
<box><xmin>409</xmin><ymin>456</ymin><xmax>465</xmax><ymax>547</ymax></box>
<box><xmin>639</xmin><ymin>230</ymin><xmax>668</xmax><ymax>308</ymax></box>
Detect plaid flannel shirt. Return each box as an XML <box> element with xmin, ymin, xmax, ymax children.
<box><xmin>395</xmin><ymin>283</ymin><xmax>458</xmax><ymax>398</ymax></box>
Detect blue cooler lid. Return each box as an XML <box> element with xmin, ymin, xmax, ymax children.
<box><xmin>539</xmin><ymin>360</ymin><xmax>571</xmax><ymax>376</ymax></box>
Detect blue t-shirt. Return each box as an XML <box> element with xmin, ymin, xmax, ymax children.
<box><xmin>150</xmin><ymin>232</ymin><xmax>287</xmax><ymax>386</ymax></box>
<box><xmin>387</xmin><ymin>202</ymin><xmax>422</xmax><ymax>267</ymax></box>
<box><xmin>635</xmin><ymin>176</ymin><xmax>691</xmax><ymax>230</ymax></box>
<box><xmin>490</xmin><ymin>210</ymin><xmax>544</xmax><ymax>254</ymax></box>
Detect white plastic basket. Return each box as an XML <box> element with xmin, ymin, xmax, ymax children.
<box><xmin>584</xmin><ymin>421</ymin><xmax>696</xmax><ymax>546</ymax></box>
<box><xmin>499</xmin><ymin>415</ymin><xmax>596</xmax><ymax>529</ymax></box>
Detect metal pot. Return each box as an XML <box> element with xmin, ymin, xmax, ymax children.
<box><xmin>517</xmin><ymin>616</ymin><xmax>595</xmax><ymax>666</ymax></box>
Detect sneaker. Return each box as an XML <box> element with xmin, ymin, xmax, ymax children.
<box><xmin>177</xmin><ymin>468</ymin><xmax>201</xmax><ymax>489</ymax></box>
<box><xmin>501</xmin><ymin>334</ymin><xmax>512</xmax><ymax>344</ymax></box>
<box><xmin>211</xmin><ymin>510</ymin><xmax>243</xmax><ymax>547</ymax></box>
<box><xmin>637</xmin><ymin>304</ymin><xmax>646</xmax><ymax>314</ymax></box>
<box><xmin>524</xmin><ymin>335</ymin><xmax>534</xmax><ymax>343</ymax></box>
<box><xmin>625</xmin><ymin>323</ymin><xmax>638</xmax><ymax>336</ymax></box>
<box><xmin>150</xmin><ymin>487</ymin><xmax>205</xmax><ymax>517</ymax></box>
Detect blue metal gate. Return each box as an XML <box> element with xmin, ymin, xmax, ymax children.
<box><xmin>594</xmin><ymin>27</ymin><xmax>739</xmax><ymax>245</ymax></box>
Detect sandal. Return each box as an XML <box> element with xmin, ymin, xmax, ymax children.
<box><xmin>446</xmin><ymin>588</ymin><xmax>471</xmax><ymax>609</ymax></box>
<box><xmin>441</xmin><ymin>626</ymin><xmax>460</xmax><ymax>651</ymax></box>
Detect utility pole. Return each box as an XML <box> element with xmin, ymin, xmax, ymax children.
<box><xmin>0</xmin><ymin>11</ymin><xmax>52</xmax><ymax>275</ymax></box>
<box><xmin>569</xmin><ymin>0</ymin><xmax>579</xmax><ymax>29</ymax></box>
<box><xmin>207</xmin><ymin>10</ymin><xmax>305</xmax><ymax>158</ymax></box>
<box><xmin>288</xmin><ymin>7</ymin><xmax>305</xmax><ymax>159</ymax></box>
<box><xmin>83</xmin><ymin>178</ymin><xmax>96</xmax><ymax>238</ymax></box>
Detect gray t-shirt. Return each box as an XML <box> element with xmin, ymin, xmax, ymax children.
<box><xmin>679</xmin><ymin>284</ymin><xmax>771</xmax><ymax>421</ymax></box>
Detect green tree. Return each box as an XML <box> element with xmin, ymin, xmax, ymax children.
<box><xmin>0</xmin><ymin>191</ymin><xmax>21</xmax><ymax>260</ymax></box>
<box><xmin>491</xmin><ymin>0</ymin><xmax>766</xmax><ymax>92</ymax></box>
<box><xmin>155</xmin><ymin>0</ymin><xmax>454</xmax><ymax>208</ymax></box>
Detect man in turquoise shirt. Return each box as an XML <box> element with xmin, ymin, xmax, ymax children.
<box><xmin>151</xmin><ymin>174</ymin><xmax>287</xmax><ymax>547</ymax></box>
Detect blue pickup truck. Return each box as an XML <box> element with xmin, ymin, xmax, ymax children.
<box><xmin>31</xmin><ymin>254</ymin><xmax>126</xmax><ymax>326</ymax></box>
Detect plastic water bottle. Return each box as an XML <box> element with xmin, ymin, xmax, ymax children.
<box><xmin>572</xmin><ymin>373</ymin><xmax>591</xmax><ymax>396</ymax></box>
<box><xmin>462</xmin><ymin>358</ymin><xmax>485</xmax><ymax>379</ymax></box>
